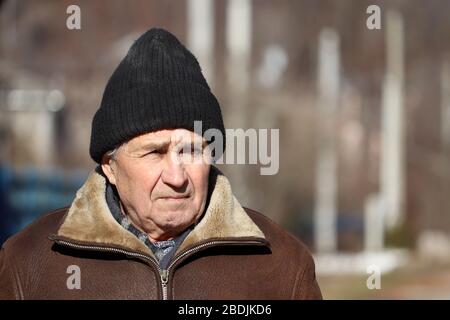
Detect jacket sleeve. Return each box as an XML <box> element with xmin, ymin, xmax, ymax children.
<box><xmin>0</xmin><ymin>246</ymin><xmax>22</xmax><ymax>300</ymax></box>
<box><xmin>291</xmin><ymin>254</ymin><xmax>323</xmax><ymax>300</ymax></box>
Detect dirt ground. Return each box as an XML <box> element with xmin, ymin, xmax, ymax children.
<box><xmin>317</xmin><ymin>258</ymin><xmax>450</xmax><ymax>299</ymax></box>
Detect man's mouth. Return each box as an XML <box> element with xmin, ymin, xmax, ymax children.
<box><xmin>159</xmin><ymin>195</ymin><xmax>189</xmax><ymax>200</ymax></box>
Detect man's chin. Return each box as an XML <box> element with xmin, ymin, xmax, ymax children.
<box><xmin>157</xmin><ymin>211</ymin><xmax>194</xmax><ymax>228</ymax></box>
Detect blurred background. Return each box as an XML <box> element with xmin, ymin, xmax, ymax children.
<box><xmin>1</xmin><ymin>0</ymin><xmax>450</xmax><ymax>299</ymax></box>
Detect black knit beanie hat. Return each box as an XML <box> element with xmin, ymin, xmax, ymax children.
<box><xmin>89</xmin><ymin>28</ymin><xmax>225</xmax><ymax>163</ymax></box>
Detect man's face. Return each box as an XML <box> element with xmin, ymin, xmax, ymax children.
<box><xmin>102</xmin><ymin>129</ymin><xmax>211</xmax><ymax>242</ymax></box>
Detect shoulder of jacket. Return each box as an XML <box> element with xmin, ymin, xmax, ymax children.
<box><xmin>0</xmin><ymin>208</ymin><xmax>69</xmax><ymax>300</ymax></box>
<box><xmin>2</xmin><ymin>207</ymin><xmax>69</xmax><ymax>252</ymax></box>
<box><xmin>243</xmin><ymin>207</ymin><xmax>315</xmax><ymax>263</ymax></box>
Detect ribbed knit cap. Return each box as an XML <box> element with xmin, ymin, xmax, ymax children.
<box><xmin>89</xmin><ymin>28</ymin><xmax>225</xmax><ymax>163</ymax></box>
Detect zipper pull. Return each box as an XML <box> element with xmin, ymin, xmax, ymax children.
<box><xmin>160</xmin><ymin>269</ymin><xmax>169</xmax><ymax>300</ymax></box>
<box><xmin>160</xmin><ymin>270</ymin><xmax>169</xmax><ymax>284</ymax></box>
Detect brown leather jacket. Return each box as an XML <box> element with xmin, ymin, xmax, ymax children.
<box><xmin>0</xmin><ymin>167</ymin><xmax>322</xmax><ymax>300</ymax></box>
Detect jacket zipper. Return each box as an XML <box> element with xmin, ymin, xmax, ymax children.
<box><xmin>160</xmin><ymin>239</ymin><xmax>266</xmax><ymax>299</ymax></box>
<box><xmin>52</xmin><ymin>238</ymin><xmax>265</xmax><ymax>300</ymax></box>
<box><xmin>160</xmin><ymin>269</ymin><xmax>169</xmax><ymax>300</ymax></box>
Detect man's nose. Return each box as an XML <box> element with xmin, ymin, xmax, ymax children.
<box><xmin>160</xmin><ymin>151</ymin><xmax>188</xmax><ymax>188</ymax></box>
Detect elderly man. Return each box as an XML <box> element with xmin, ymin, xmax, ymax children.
<box><xmin>0</xmin><ymin>28</ymin><xmax>322</xmax><ymax>300</ymax></box>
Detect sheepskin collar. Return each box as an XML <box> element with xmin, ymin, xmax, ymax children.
<box><xmin>54</xmin><ymin>166</ymin><xmax>266</xmax><ymax>258</ymax></box>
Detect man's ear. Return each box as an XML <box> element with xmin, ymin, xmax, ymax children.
<box><xmin>101</xmin><ymin>155</ymin><xmax>117</xmax><ymax>185</ymax></box>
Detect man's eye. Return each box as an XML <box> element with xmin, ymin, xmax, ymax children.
<box><xmin>145</xmin><ymin>150</ymin><xmax>161</xmax><ymax>156</ymax></box>
<box><xmin>179</xmin><ymin>147</ymin><xmax>202</xmax><ymax>155</ymax></box>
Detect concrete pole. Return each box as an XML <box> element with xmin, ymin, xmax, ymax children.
<box><xmin>314</xmin><ymin>28</ymin><xmax>340</xmax><ymax>253</ymax></box>
<box><xmin>441</xmin><ymin>60</ymin><xmax>450</xmax><ymax>148</ymax></box>
<box><xmin>187</xmin><ymin>0</ymin><xmax>215</xmax><ymax>86</ymax></box>
<box><xmin>226</xmin><ymin>0</ymin><xmax>251</xmax><ymax>94</ymax></box>
<box><xmin>224</xmin><ymin>0</ymin><xmax>252</xmax><ymax>203</ymax></box>
<box><xmin>381</xmin><ymin>11</ymin><xmax>405</xmax><ymax>229</ymax></box>
<box><xmin>364</xmin><ymin>194</ymin><xmax>385</xmax><ymax>251</ymax></box>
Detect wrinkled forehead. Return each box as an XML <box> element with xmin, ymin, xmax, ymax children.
<box><xmin>125</xmin><ymin>129</ymin><xmax>206</xmax><ymax>151</ymax></box>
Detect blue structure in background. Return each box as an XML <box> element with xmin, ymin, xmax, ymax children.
<box><xmin>0</xmin><ymin>165</ymin><xmax>88</xmax><ymax>245</ymax></box>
